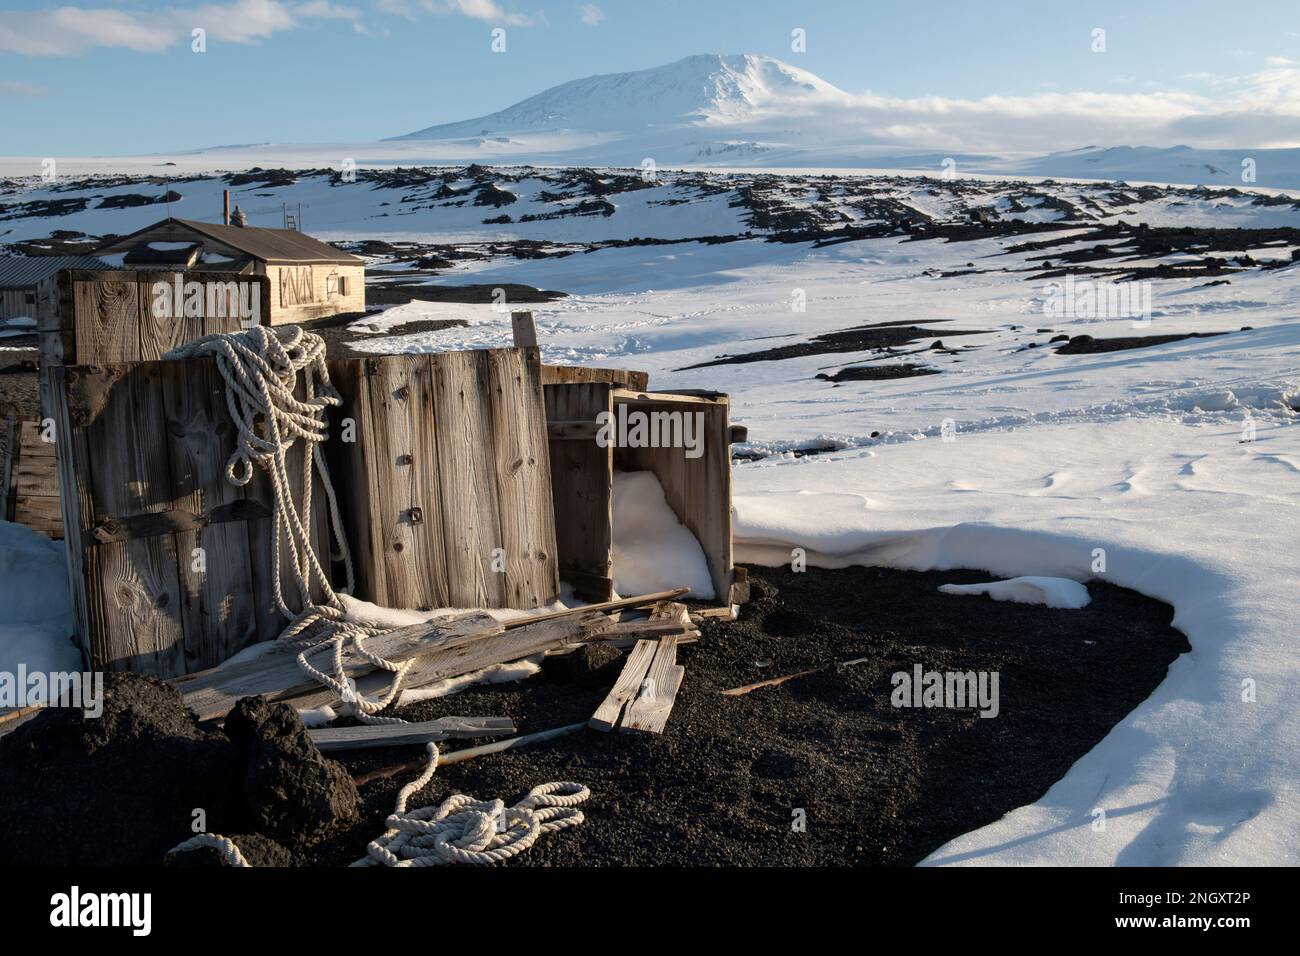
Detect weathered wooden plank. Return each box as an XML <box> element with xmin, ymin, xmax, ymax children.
<box><xmin>438</xmin><ymin>722</ymin><xmax>586</xmax><ymax>766</ymax></box>
<box><xmin>544</xmin><ymin>382</ymin><xmax>613</xmax><ymax>600</ymax></box>
<box><xmin>541</xmin><ymin>365</ymin><xmax>650</xmax><ymax>391</ymax></box>
<box><xmin>324</xmin><ymin>359</ymin><xmax>380</xmax><ymax>603</ymax></box>
<box><xmin>14</xmin><ymin>452</ymin><xmax>60</xmax><ymax>498</ymax></box>
<box><xmin>485</xmin><ymin>348</ymin><xmax>555</xmax><ymax>609</ymax></box>
<box><xmin>510</xmin><ymin>311</ymin><xmax>537</xmax><ymax>349</ymax></box>
<box><xmin>73</xmin><ymin>275</ymin><xmax>139</xmax><ymax>364</ymax></box>
<box><xmin>13</xmin><ymin>496</ymin><xmax>63</xmax><ymax>538</ymax></box>
<box><xmin>309</xmin><ymin>716</ymin><xmax>516</xmax><ymax>753</ymax></box>
<box><xmin>621</xmin><ymin>636</ymin><xmax>684</xmax><ymax>733</ymax></box>
<box><xmin>354</xmin><ymin>722</ymin><xmax>587</xmax><ymax>784</ymax></box>
<box><xmin>18</xmin><ymin>418</ymin><xmax>54</xmax><ymax>455</ymax></box>
<box><xmin>589</xmin><ymin>638</ymin><xmax>657</xmax><ymax>732</ymax></box>
<box><xmin>79</xmin><ymin>363</ymin><xmax>187</xmax><ymax>675</ymax></box>
<box><xmin>432</xmin><ymin>349</ymin><xmax>506</xmax><ymax>608</ymax></box>
<box><xmin>173</xmin><ymin>611</ymin><xmax>503</xmax><ymax>721</ymax></box>
<box><xmin>546</xmin><ymin>420</ymin><xmax>601</xmax><ymax>440</ymax></box>
<box><xmin>518</xmin><ymin>349</ymin><xmax>561</xmax><ymax>605</ymax></box>
<box><xmin>137</xmin><ymin>271</ymin><xmax>203</xmax><ymax>360</ymax></box>
<box><xmin>47</xmin><ymin>367</ymin><xmax>92</xmax><ymax>663</ymax></box>
<box><xmin>283</xmin><ymin>610</ymin><xmax>613</xmax><ymax>713</ymax></box>
<box><xmin>1</xmin><ymin>415</ymin><xmax>15</xmax><ymax>522</ymax></box>
<box><xmin>161</xmin><ymin>359</ymin><xmax>260</xmax><ymax>669</ymax></box>
<box><xmin>368</xmin><ymin>354</ymin><xmax>450</xmax><ymax>610</ymax></box>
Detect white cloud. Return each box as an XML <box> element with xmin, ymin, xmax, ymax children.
<box><xmin>0</xmin><ymin>80</ymin><xmax>47</xmax><ymax>96</ymax></box>
<box><xmin>579</xmin><ymin>3</ymin><xmax>604</xmax><ymax>26</ymax></box>
<box><xmin>0</xmin><ymin>1</ymin><xmax>362</xmax><ymax>56</ymax></box>
<box><xmin>419</xmin><ymin>0</ymin><xmax>535</xmax><ymax>27</ymax></box>
<box><xmin>0</xmin><ymin>8</ymin><xmax>177</xmax><ymax>56</ymax></box>
<box><xmin>726</xmin><ymin>65</ymin><xmax>1300</xmax><ymax>151</ymax></box>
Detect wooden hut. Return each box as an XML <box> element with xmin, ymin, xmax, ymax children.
<box><xmin>96</xmin><ymin>218</ymin><xmax>365</xmax><ymax>325</ymax></box>
<box><xmin>0</xmin><ymin>255</ymin><xmax>109</xmax><ymax>322</ymax></box>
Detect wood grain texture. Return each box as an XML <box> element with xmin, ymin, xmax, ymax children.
<box><xmin>369</xmin><ymin>354</ymin><xmax>449</xmax><ymax>610</ymax></box>
<box><xmin>161</xmin><ymin>359</ymin><xmax>259</xmax><ymax>669</ymax></box>
<box><xmin>486</xmin><ymin>347</ymin><xmax>558</xmax><ymax>608</ymax></box>
<box><xmin>73</xmin><ymin>275</ymin><xmax>139</xmax><ymax>365</ymax></box>
<box><xmin>610</xmin><ymin>390</ymin><xmax>734</xmax><ymax>605</ymax></box>
<box><xmin>173</xmin><ymin>611</ymin><xmax>503</xmax><ymax>721</ymax></box>
<box><xmin>309</xmin><ymin>716</ymin><xmax>516</xmax><ymax>752</ymax></box>
<box><xmin>621</xmin><ymin>636</ymin><xmax>684</xmax><ymax>733</ymax></box>
<box><xmin>544</xmin><ymin>382</ymin><xmax>613</xmax><ymax>600</ymax></box>
<box><xmin>80</xmin><ymin>363</ymin><xmax>186</xmax><ymax>675</ymax></box>
<box><xmin>589</xmin><ymin>638</ymin><xmax>657</xmax><ymax>732</ymax></box>
<box><xmin>432</xmin><ymin>349</ymin><xmax>506</xmax><ymax>608</ymax></box>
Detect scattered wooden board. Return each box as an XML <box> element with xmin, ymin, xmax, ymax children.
<box><xmin>171</xmin><ymin>611</ymin><xmax>502</xmax><ymax>721</ymax></box>
<box><xmin>282</xmin><ymin>610</ymin><xmax>614</xmax><ymax>712</ymax></box>
<box><xmin>308</xmin><ymin>716</ymin><xmax>516</xmax><ymax>753</ymax></box>
<box><xmin>589</xmin><ymin>635</ymin><xmax>683</xmax><ymax>734</ymax></box>
<box><xmin>621</xmin><ymin>638</ymin><xmax>684</xmax><ymax>734</ymax></box>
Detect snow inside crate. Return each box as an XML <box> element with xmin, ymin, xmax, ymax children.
<box><xmin>543</xmin><ymin>379</ymin><xmax>745</xmax><ymax>605</ymax></box>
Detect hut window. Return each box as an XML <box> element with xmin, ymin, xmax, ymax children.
<box><xmin>338</xmin><ymin>275</ymin><xmax>349</xmax><ymax>295</ymax></box>
<box><xmin>25</xmin><ymin>292</ymin><xmax>36</xmax><ymax>304</ymax></box>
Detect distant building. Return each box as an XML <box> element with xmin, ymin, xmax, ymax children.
<box><xmin>0</xmin><ymin>255</ymin><xmax>110</xmax><ymax>321</ymax></box>
<box><xmin>97</xmin><ymin>217</ymin><xmax>365</xmax><ymax>325</ymax></box>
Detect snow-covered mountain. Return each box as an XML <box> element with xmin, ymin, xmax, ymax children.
<box><xmin>379</xmin><ymin>53</ymin><xmax>1300</xmax><ymax>189</ymax></box>
<box><xmin>4</xmin><ymin>53</ymin><xmax>1297</xmax><ymax>189</ymax></box>
<box><xmin>391</xmin><ymin>53</ymin><xmax>847</xmax><ymax>139</ymax></box>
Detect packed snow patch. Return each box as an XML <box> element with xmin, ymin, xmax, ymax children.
<box><xmin>0</xmin><ymin>522</ymin><xmax>80</xmax><ymax>687</ymax></box>
<box><xmin>938</xmin><ymin>576</ymin><xmax>1091</xmax><ymax>609</ymax></box>
<box><xmin>612</xmin><ymin>470</ymin><xmax>715</xmax><ymax>600</ymax></box>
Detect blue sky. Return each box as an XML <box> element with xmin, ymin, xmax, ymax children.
<box><xmin>2</xmin><ymin>0</ymin><xmax>1299</xmax><ymax>154</ymax></box>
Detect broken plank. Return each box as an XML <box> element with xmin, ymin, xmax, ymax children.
<box><xmin>502</xmin><ymin>587</ymin><xmax>688</xmax><ymax>630</ymax></box>
<box><xmin>588</xmin><ymin>638</ymin><xmax>657</xmax><ymax>732</ymax></box>
<box><xmin>282</xmin><ymin>610</ymin><xmax>614</xmax><ymax>713</ymax></box>
<box><xmin>309</xmin><ymin>716</ymin><xmax>516</xmax><ymax>753</ymax></box>
<box><xmin>440</xmin><ymin>721</ymin><xmax>585</xmax><ymax>766</ymax></box>
<box><xmin>172</xmin><ymin>611</ymin><xmax>502</xmax><ymax>721</ymax></box>
<box><xmin>352</xmin><ymin>721</ymin><xmax>587</xmax><ymax>786</ymax></box>
<box><xmin>621</xmin><ymin>637</ymin><xmax>684</xmax><ymax>734</ymax></box>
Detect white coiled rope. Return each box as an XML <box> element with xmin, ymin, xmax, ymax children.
<box><xmin>166</xmin><ymin>833</ymin><xmax>252</xmax><ymax>868</ymax></box>
<box><xmin>168</xmin><ymin>326</ymin><xmax>411</xmax><ymax>723</ymax></box>
<box><xmin>165</xmin><ymin>326</ymin><xmax>589</xmax><ymax>867</ymax></box>
<box><xmin>353</xmin><ymin>743</ymin><xmax>589</xmax><ymax>867</ymax></box>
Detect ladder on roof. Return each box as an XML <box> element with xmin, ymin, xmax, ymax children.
<box><xmin>282</xmin><ymin>203</ymin><xmax>301</xmax><ymax>231</ymax></box>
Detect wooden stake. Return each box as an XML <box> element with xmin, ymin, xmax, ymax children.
<box><xmin>351</xmin><ymin>721</ymin><xmax>586</xmax><ymax>786</ymax></box>
<box><xmin>719</xmin><ymin>656</ymin><xmax>870</xmax><ymax>698</ymax></box>
<box><xmin>511</xmin><ymin>311</ymin><xmax>537</xmax><ymax>349</ymax></box>
<box><xmin>501</xmin><ymin>587</ymin><xmax>689</xmax><ymax>630</ymax></box>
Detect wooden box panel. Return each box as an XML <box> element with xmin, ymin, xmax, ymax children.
<box><xmin>328</xmin><ymin>348</ymin><xmax>560</xmax><ymax>613</ymax></box>
<box><xmin>48</xmin><ymin>359</ymin><xmax>312</xmax><ymax>676</ymax></box>
<box><xmin>543</xmin><ymin>384</ymin><xmax>738</xmax><ymax>606</ymax></box>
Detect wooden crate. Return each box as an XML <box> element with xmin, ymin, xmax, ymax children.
<box><xmin>2</xmin><ymin>416</ymin><xmax>63</xmax><ymax>539</ymax></box>
<box><xmin>544</xmin><ymin>382</ymin><xmax>743</xmax><ymax>605</ymax></box>
<box><xmin>47</xmin><ymin>359</ymin><xmax>329</xmax><ymax>676</ymax></box>
<box><xmin>35</xmin><ymin>268</ymin><xmax>270</xmax><ymax>420</ymax></box>
<box><xmin>327</xmin><ymin>349</ymin><xmax>560</xmax><ymax>612</ymax></box>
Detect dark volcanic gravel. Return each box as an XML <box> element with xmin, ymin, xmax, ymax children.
<box><xmin>312</xmin><ymin>563</ymin><xmax>1188</xmax><ymax>867</ymax></box>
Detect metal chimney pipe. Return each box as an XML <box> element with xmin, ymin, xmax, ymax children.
<box><xmin>223</xmin><ymin>190</ymin><xmax>230</xmax><ymax>225</ymax></box>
